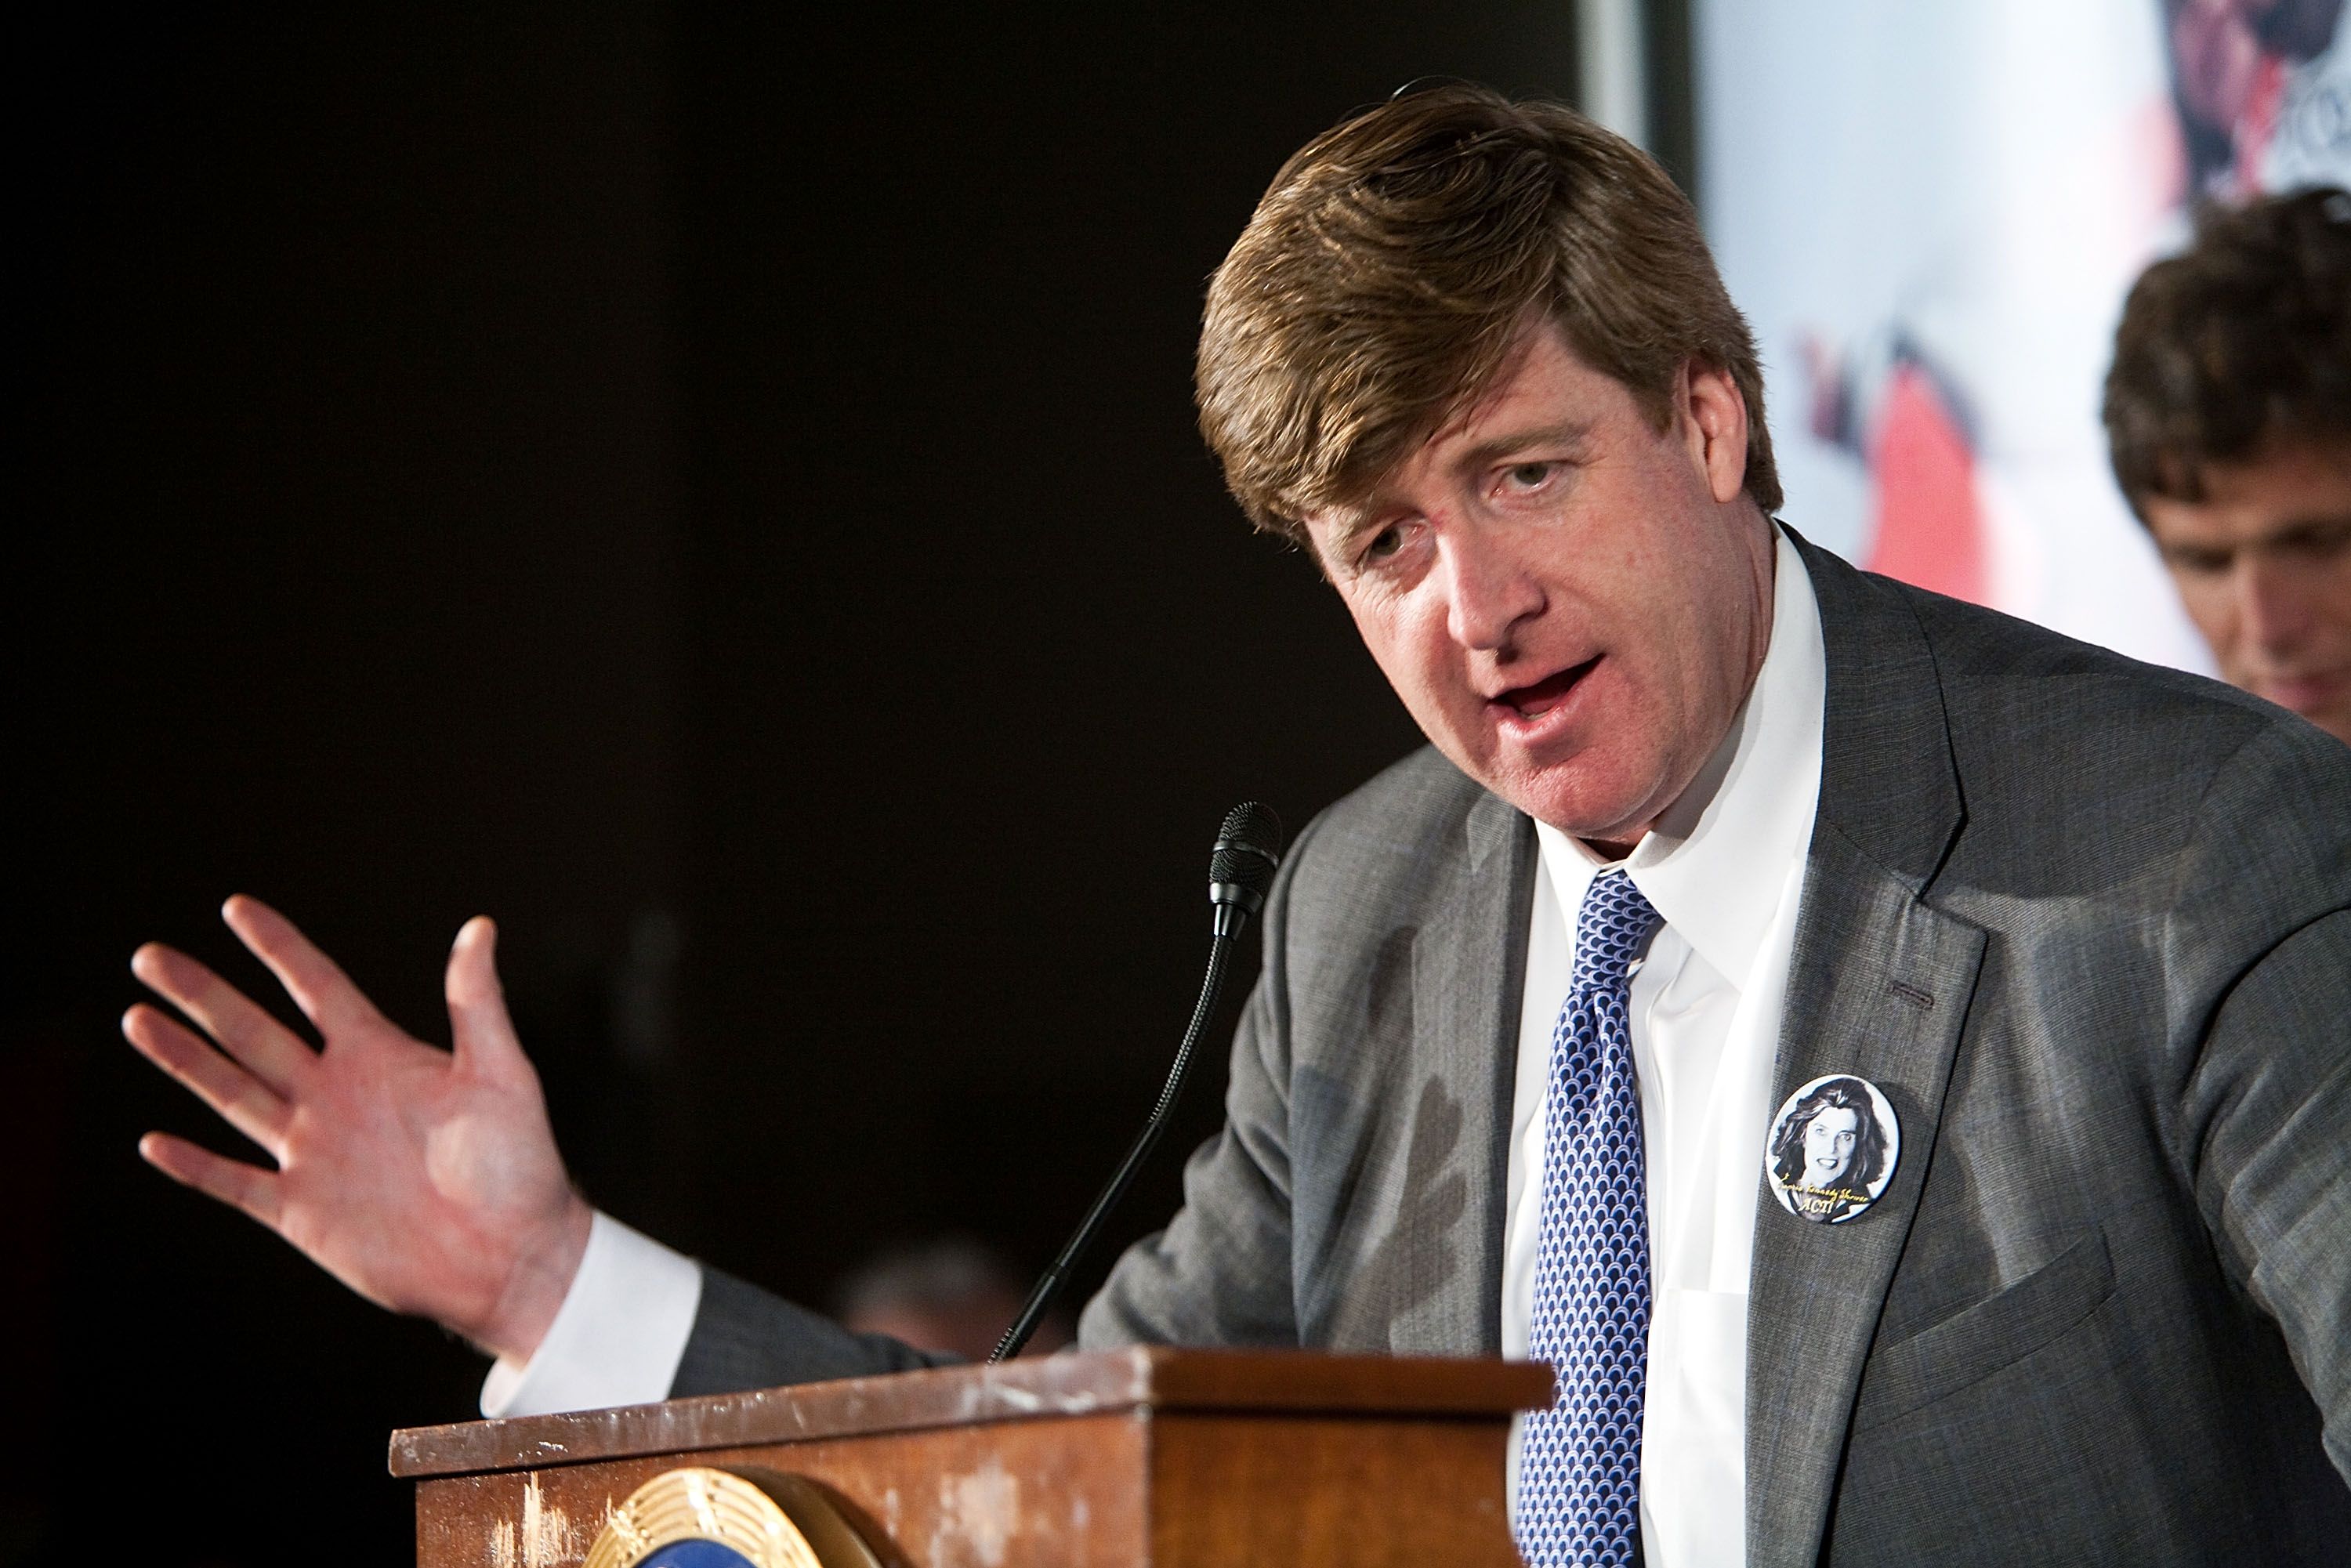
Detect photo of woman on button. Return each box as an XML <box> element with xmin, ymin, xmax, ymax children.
<box><xmin>1768</xmin><ymin>1076</ymin><xmax>1893</xmax><ymax>1222</ymax></box>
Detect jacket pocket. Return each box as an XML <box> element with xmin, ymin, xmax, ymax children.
<box><xmin>1854</xmin><ymin>1226</ymin><xmax>2116</xmax><ymax>1432</ymax></box>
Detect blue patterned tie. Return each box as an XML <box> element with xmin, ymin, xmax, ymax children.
<box><xmin>1516</xmin><ymin>869</ymin><xmax>1662</xmax><ymax>1567</ymax></box>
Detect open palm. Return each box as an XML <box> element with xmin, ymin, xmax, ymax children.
<box><xmin>124</xmin><ymin>896</ymin><xmax>592</xmax><ymax>1363</ymax></box>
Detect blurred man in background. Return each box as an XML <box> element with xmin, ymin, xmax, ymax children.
<box><xmin>832</xmin><ymin>1237</ymin><xmax>1071</xmax><ymax>1362</ymax></box>
<box><xmin>2106</xmin><ymin>186</ymin><xmax>2351</xmax><ymax>743</ymax></box>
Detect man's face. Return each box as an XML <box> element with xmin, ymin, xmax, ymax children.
<box><xmin>1804</xmin><ymin>1106</ymin><xmax>1860</xmax><ymax>1187</ymax></box>
<box><xmin>1301</xmin><ymin>323</ymin><xmax>1775</xmax><ymax>847</ymax></box>
<box><xmin>2141</xmin><ymin>438</ymin><xmax>2351</xmax><ymax>744</ymax></box>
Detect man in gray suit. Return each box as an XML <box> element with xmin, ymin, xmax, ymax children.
<box><xmin>128</xmin><ymin>88</ymin><xmax>2349</xmax><ymax>1563</ymax></box>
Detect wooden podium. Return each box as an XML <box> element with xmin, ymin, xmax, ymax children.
<box><xmin>390</xmin><ymin>1347</ymin><xmax>1549</xmax><ymax>1566</ymax></box>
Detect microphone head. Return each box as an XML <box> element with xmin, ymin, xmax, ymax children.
<box><xmin>1209</xmin><ymin>801</ymin><xmax>1285</xmax><ymax>922</ymax></box>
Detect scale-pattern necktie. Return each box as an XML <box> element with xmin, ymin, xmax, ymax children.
<box><xmin>1516</xmin><ymin>869</ymin><xmax>1662</xmax><ymax>1567</ymax></box>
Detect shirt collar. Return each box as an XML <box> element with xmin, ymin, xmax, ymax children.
<box><xmin>1533</xmin><ymin>526</ymin><xmax>1826</xmax><ymax>985</ymax></box>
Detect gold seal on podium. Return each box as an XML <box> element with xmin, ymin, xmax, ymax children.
<box><xmin>583</xmin><ymin>1465</ymin><xmax>880</xmax><ymax>1568</ymax></box>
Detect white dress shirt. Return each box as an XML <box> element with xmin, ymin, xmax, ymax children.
<box><xmin>491</xmin><ymin>531</ymin><xmax>1828</xmax><ymax>1568</ymax></box>
<box><xmin>1502</xmin><ymin>527</ymin><xmax>1824</xmax><ymax>1567</ymax></box>
<box><xmin>480</xmin><ymin>1209</ymin><xmax>700</xmax><ymax>1417</ymax></box>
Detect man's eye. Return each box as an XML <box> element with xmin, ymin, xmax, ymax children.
<box><xmin>1361</xmin><ymin>525</ymin><xmax>1404</xmax><ymax>562</ymax></box>
<box><xmin>1502</xmin><ymin>462</ymin><xmax>1557</xmax><ymax>491</ymax></box>
<box><xmin>2281</xmin><ymin>521</ymin><xmax>2351</xmax><ymax>561</ymax></box>
<box><xmin>2165</xmin><ymin>548</ymin><xmax>2232</xmax><ymax>576</ymax></box>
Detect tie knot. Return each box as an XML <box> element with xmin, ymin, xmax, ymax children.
<box><xmin>1572</xmin><ymin>870</ymin><xmax>1662</xmax><ymax>993</ymax></box>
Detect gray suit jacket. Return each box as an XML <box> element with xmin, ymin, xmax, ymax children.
<box><xmin>678</xmin><ymin>540</ymin><xmax>2351</xmax><ymax>1564</ymax></box>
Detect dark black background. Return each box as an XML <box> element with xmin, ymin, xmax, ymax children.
<box><xmin>13</xmin><ymin>5</ymin><xmax>1693</xmax><ymax>1563</ymax></box>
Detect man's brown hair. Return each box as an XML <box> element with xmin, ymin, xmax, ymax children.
<box><xmin>1197</xmin><ymin>84</ymin><xmax>1780</xmax><ymax>546</ymax></box>
<box><xmin>2105</xmin><ymin>186</ymin><xmax>2351</xmax><ymax>517</ymax></box>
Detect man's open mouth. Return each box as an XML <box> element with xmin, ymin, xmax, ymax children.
<box><xmin>1496</xmin><ymin>657</ymin><xmax>1599</xmax><ymax>719</ymax></box>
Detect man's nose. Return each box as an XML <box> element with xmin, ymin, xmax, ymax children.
<box><xmin>2236</xmin><ymin>555</ymin><xmax>2314</xmax><ymax>657</ymax></box>
<box><xmin>1439</xmin><ymin>531</ymin><xmax>1544</xmax><ymax>650</ymax></box>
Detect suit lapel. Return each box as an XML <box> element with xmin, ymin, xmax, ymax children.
<box><xmin>1744</xmin><ymin>540</ymin><xmax>1988</xmax><ymax>1567</ymax></box>
<box><xmin>1393</xmin><ymin>786</ymin><xmax>1536</xmax><ymax>1356</ymax></box>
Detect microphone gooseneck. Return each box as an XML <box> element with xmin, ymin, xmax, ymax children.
<box><xmin>991</xmin><ymin>802</ymin><xmax>1286</xmax><ymax>1363</ymax></box>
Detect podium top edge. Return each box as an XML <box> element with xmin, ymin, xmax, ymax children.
<box><xmin>388</xmin><ymin>1347</ymin><xmax>1553</xmax><ymax>1478</ymax></box>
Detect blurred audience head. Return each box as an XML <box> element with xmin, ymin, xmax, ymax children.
<box><xmin>2106</xmin><ymin>186</ymin><xmax>2351</xmax><ymax>742</ymax></box>
<box><xmin>832</xmin><ymin>1237</ymin><xmax>1071</xmax><ymax>1362</ymax></box>
<box><xmin>1195</xmin><ymin>82</ymin><xmax>1778</xmax><ymax>548</ymax></box>
<box><xmin>2164</xmin><ymin>0</ymin><xmax>2345</xmax><ymax>189</ymax></box>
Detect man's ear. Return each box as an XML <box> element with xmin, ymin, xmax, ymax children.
<box><xmin>1679</xmin><ymin>361</ymin><xmax>1750</xmax><ymax>505</ymax></box>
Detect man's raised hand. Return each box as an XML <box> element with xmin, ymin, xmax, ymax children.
<box><xmin>123</xmin><ymin>896</ymin><xmax>593</xmax><ymax>1366</ymax></box>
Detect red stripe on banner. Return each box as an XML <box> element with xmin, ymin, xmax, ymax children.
<box><xmin>2235</xmin><ymin>53</ymin><xmax>2287</xmax><ymax>191</ymax></box>
<box><xmin>1863</xmin><ymin>362</ymin><xmax>1988</xmax><ymax>604</ymax></box>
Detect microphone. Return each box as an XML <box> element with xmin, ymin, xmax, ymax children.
<box><xmin>990</xmin><ymin>802</ymin><xmax>1286</xmax><ymax>1362</ymax></box>
<box><xmin>1208</xmin><ymin>800</ymin><xmax>1284</xmax><ymax>939</ymax></box>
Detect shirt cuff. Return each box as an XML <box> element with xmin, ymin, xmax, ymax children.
<box><xmin>479</xmin><ymin>1210</ymin><xmax>704</xmax><ymax>1417</ymax></box>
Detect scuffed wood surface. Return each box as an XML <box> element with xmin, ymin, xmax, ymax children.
<box><xmin>391</xmin><ymin>1347</ymin><xmax>1552</xmax><ymax>1479</ymax></box>
<box><xmin>415</xmin><ymin>1414</ymin><xmax>1146</xmax><ymax>1568</ymax></box>
<box><xmin>1150</xmin><ymin>1412</ymin><xmax>1520</xmax><ymax>1566</ymax></box>
<box><xmin>412</xmin><ymin>1407</ymin><xmax>1521</xmax><ymax>1568</ymax></box>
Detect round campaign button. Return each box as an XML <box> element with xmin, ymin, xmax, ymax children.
<box><xmin>1763</xmin><ymin>1074</ymin><xmax>1900</xmax><ymax>1224</ymax></box>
